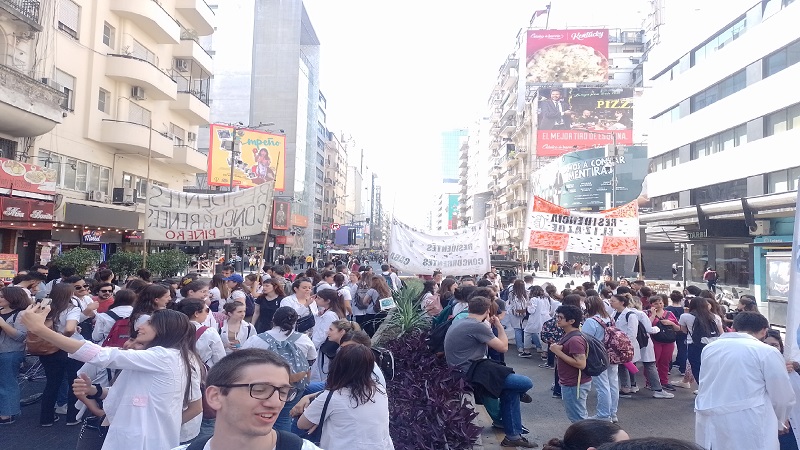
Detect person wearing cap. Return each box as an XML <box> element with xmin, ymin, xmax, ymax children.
<box><xmin>224</xmin><ymin>274</ymin><xmax>248</xmax><ymax>308</ymax></box>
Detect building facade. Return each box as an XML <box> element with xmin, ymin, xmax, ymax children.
<box><xmin>639</xmin><ymin>0</ymin><xmax>800</xmax><ymax>323</ymax></box>
<box><xmin>1</xmin><ymin>0</ymin><xmax>214</xmax><ymax>268</ymax></box>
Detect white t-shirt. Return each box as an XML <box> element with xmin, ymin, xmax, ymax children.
<box><xmin>209</xmin><ymin>287</ymin><xmax>223</xmax><ymax>304</ymax></box>
<box><xmin>55</xmin><ymin>305</ymin><xmax>83</xmax><ymax>341</ymax></box>
<box><xmin>281</xmin><ymin>295</ymin><xmax>319</xmax><ymax>318</ymax></box>
<box><xmin>311</xmin><ymin>310</ymin><xmax>340</xmax><ymax>349</ymax></box>
<box><xmin>179</xmin><ymin>358</ymin><xmax>203</xmax><ymax>443</ymax></box>
<box><xmin>302</xmin><ymin>387</ymin><xmax>394</xmax><ymax>450</ymax></box>
<box><xmin>679</xmin><ymin>313</ymin><xmax>723</xmax><ymax>344</ymax></box>
<box><xmin>242</xmin><ymin>328</ymin><xmax>317</xmax><ymax>363</ymax></box>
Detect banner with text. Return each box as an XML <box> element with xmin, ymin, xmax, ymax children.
<box><xmin>525</xmin><ymin>196</ymin><xmax>640</xmax><ymax>255</ymax></box>
<box><xmin>389</xmin><ymin>219</ymin><xmax>491</xmax><ymax>276</ymax></box>
<box><xmin>784</xmin><ymin>192</ymin><xmax>800</xmax><ymax>362</ymax></box>
<box><xmin>145</xmin><ymin>182</ymin><xmax>274</xmax><ymax>242</ymax></box>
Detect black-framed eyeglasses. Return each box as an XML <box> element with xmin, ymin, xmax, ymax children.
<box><xmin>99</xmin><ymin>289</ymin><xmax>113</xmax><ymax>293</ymax></box>
<box><xmin>214</xmin><ymin>383</ymin><xmax>297</xmax><ymax>401</ymax></box>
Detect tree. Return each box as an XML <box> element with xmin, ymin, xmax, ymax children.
<box><xmin>147</xmin><ymin>249</ymin><xmax>191</xmax><ymax>278</ymax></box>
<box><xmin>53</xmin><ymin>248</ymin><xmax>101</xmax><ymax>275</ymax></box>
<box><xmin>108</xmin><ymin>251</ymin><xmax>144</xmax><ymax>280</ymax></box>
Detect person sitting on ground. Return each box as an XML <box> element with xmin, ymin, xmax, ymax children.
<box><xmin>543</xmin><ymin>419</ymin><xmax>629</xmax><ymax>450</ymax></box>
<box><xmin>596</xmin><ymin>438</ymin><xmax>705</xmax><ymax>450</ymax></box>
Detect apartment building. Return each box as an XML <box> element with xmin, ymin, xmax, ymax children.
<box><xmin>639</xmin><ymin>0</ymin><xmax>799</xmax><ymax>322</ymax></box>
<box><xmin>322</xmin><ymin>130</ymin><xmax>348</xmax><ymax>241</ymax></box>
<box><xmin>0</xmin><ymin>0</ymin><xmax>213</xmax><ymax>266</ymax></box>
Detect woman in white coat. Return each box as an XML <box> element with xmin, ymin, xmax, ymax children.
<box><xmin>21</xmin><ymin>307</ymin><xmax>200</xmax><ymax>450</ymax></box>
<box><xmin>219</xmin><ymin>301</ymin><xmax>255</xmax><ymax>354</ymax></box>
<box><xmin>176</xmin><ymin>299</ymin><xmax>226</xmax><ymax>368</ymax></box>
<box><xmin>524</xmin><ymin>285</ymin><xmax>552</xmax><ymax>359</ymax></box>
<box><xmin>610</xmin><ymin>294</ymin><xmax>669</xmax><ymax>398</ymax></box>
<box><xmin>630</xmin><ymin>297</ymin><xmax>674</xmax><ymax>399</ymax></box>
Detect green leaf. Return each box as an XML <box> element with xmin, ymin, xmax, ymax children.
<box><xmin>53</xmin><ymin>248</ymin><xmax>101</xmax><ymax>275</ymax></box>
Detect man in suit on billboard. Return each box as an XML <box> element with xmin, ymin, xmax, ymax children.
<box><xmin>539</xmin><ymin>89</ymin><xmax>572</xmax><ymax>130</ymax></box>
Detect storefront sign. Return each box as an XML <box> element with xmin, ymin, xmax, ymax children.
<box><xmin>275</xmin><ymin>235</ymin><xmax>292</xmax><ymax>245</ymax></box>
<box><xmin>0</xmin><ymin>253</ymin><xmax>18</xmax><ymax>279</ymax></box>
<box><xmin>0</xmin><ymin>197</ymin><xmax>55</xmax><ymax>229</ymax></box>
<box><xmin>687</xmin><ymin>230</ymin><xmax>708</xmax><ymax>240</ymax></box>
<box><xmin>82</xmin><ymin>230</ymin><xmax>103</xmax><ymax>243</ymax></box>
<box><xmin>0</xmin><ymin>158</ymin><xmax>57</xmax><ymax>194</ymax></box>
<box><xmin>63</xmin><ymin>203</ymin><xmax>139</xmax><ymax>229</ymax></box>
<box><xmin>389</xmin><ymin>219</ymin><xmax>491</xmax><ymax>276</ymax></box>
<box><xmin>526</xmin><ymin>196</ymin><xmax>640</xmax><ymax>255</ymax></box>
<box><xmin>145</xmin><ymin>182</ymin><xmax>275</xmax><ymax>242</ymax></box>
<box><xmin>291</xmin><ymin>214</ymin><xmax>308</xmax><ymax>228</ymax></box>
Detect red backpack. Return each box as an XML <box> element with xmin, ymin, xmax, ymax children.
<box><xmin>102</xmin><ymin>311</ymin><xmax>131</xmax><ymax>347</ymax></box>
<box><xmin>591</xmin><ymin>317</ymin><xmax>634</xmax><ymax>364</ymax></box>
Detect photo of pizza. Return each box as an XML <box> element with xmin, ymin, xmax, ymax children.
<box><xmin>527</xmin><ymin>43</ymin><xmax>609</xmax><ymax>83</ymax></box>
<box><xmin>1</xmin><ymin>159</ymin><xmax>25</xmax><ymax>176</ymax></box>
<box><xmin>24</xmin><ymin>170</ymin><xmax>47</xmax><ymax>184</ymax></box>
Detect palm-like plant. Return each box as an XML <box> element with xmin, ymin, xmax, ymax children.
<box><xmin>372</xmin><ymin>278</ymin><xmax>431</xmax><ymax>346</ymax></box>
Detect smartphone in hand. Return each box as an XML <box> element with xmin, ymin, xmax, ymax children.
<box><xmin>39</xmin><ymin>298</ymin><xmax>52</xmax><ymax>308</ymax></box>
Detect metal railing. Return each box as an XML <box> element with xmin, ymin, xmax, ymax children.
<box><xmin>1</xmin><ymin>0</ymin><xmax>40</xmax><ymax>24</ymax></box>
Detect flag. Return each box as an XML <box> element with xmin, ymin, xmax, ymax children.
<box><xmin>532</xmin><ymin>3</ymin><xmax>551</xmax><ymax>21</ymax></box>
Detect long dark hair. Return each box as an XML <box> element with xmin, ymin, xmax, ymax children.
<box><xmin>316</xmin><ymin>289</ymin><xmax>346</xmax><ymax>319</ymax></box>
<box><xmin>326</xmin><ymin>344</ymin><xmax>380</xmax><ymax>405</ymax></box>
<box><xmin>512</xmin><ymin>279</ymin><xmax>527</xmax><ymax>300</ymax></box>
<box><xmin>147</xmin><ymin>309</ymin><xmax>201</xmax><ymax>406</ymax></box>
<box><xmin>180</xmin><ymin>280</ymin><xmax>208</xmax><ymax>299</ymax></box>
<box><xmin>543</xmin><ymin>419</ymin><xmax>622</xmax><ymax>450</ymax></box>
<box><xmin>688</xmin><ymin>297</ymin><xmax>715</xmax><ymax>337</ymax></box>
<box><xmin>260</xmin><ymin>278</ymin><xmax>285</xmax><ymax>298</ymax></box>
<box><xmin>47</xmin><ymin>283</ymin><xmax>76</xmax><ymax>323</ymax></box>
<box><xmin>438</xmin><ymin>279</ymin><xmax>456</xmax><ymax>297</ymax></box>
<box><xmin>2</xmin><ymin>286</ymin><xmax>31</xmax><ymax>310</ymax></box>
<box><xmin>129</xmin><ymin>284</ymin><xmax>169</xmax><ymax>336</ymax></box>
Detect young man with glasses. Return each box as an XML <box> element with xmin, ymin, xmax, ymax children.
<box><xmin>63</xmin><ymin>275</ymin><xmax>99</xmax><ymax>340</ymax></box>
<box><xmin>173</xmin><ymin>349</ymin><xmax>322</xmax><ymax>450</ymax></box>
<box><xmin>550</xmin><ymin>304</ymin><xmax>593</xmax><ymax>423</ymax></box>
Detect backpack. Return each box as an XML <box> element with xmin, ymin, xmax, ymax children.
<box><xmin>354</xmin><ymin>284</ymin><xmax>372</xmax><ymax>310</ymax></box>
<box><xmin>372</xmin><ymin>347</ymin><xmax>394</xmax><ymax>380</ymax></box>
<box><xmin>382</xmin><ymin>273</ymin><xmax>395</xmax><ymax>291</ymax></box>
<box><xmin>187</xmin><ymin>429</ymin><xmax>303</xmax><ymax>450</ymax></box>
<box><xmin>244</xmin><ymin>292</ymin><xmax>255</xmax><ymax>317</ymax></box>
<box><xmin>591</xmin><ymin>317</ymin><xmax>634</xmax><ymax>364</ymax></box>
<box><xmin>258</xmin><ymin>332</ymin><xmax>310</xmax><ymax>392</ymax></box>
<box><xmin>500</xmin><ymin>285</ymin><xmax>512</xmax><ymax>302</ymax></box>
<box><xmin>616</xmin><ymin>311</ymin><xmax>649</xmax><ymax>348</ymax></box>
<box><xmin>578</xmin><ymin>332</ymin><xmax>609</xmax><ymax>376</ymax></box>
<box><xmin>422</xmin><ymin>293</ymin><xmax>442</xmax><ymax>316</ymax></box>
<box><xmin>432</xmin><ymin>303</ymin><xmax>454</xmax><ymax>327</ymax></box>
<box><xmin>101</xmin><ymin>311</ymin><xmax>131</xmax><ymax>347</ymax></box>
<box><xmin>26</xmin><ymin>317</ymin><xmax>60</xmax><ymax>356</ymax></box>
<box><xmin>650</xmin><ymin>313</ymin><xmax>677</xmax><ymax>343</ymax></box>
<box><xmin>540</xmin><ymin>316</ymin><xmax>564</xmax><ymax>345</ymax></box>
<box><xmin>426</xmin><ymin>317</ymin><xmax>456</xmax><ymax>355</ymax></box>
<box><xmin>691</xmin><ymin>313</ymin><xmax>720</xmax><ymax>344</ymax></box>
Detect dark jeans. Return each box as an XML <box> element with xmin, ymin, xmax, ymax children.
<box><xmin>688</xmin><ymin>342</ymin><xmax>706</xmax><ymax>383</ymax></box>
<box><xmin>780</xmin><ymin>427</ymin><xmax>799</xmax><ymax>450</ymax></box>
<box><xmin>488</xmin><ymin>327</ymin><xmax>504</xmax><ymax>363</ymax></box>
<box><xmin>673</xmin><ymin>333</ymin><xmax>687</xmax><ymax>374</ymax></box>
<box><xmin>39</xmin><ymin>350</ymin><xmax>81</xmax><ymax>424</ymax></box>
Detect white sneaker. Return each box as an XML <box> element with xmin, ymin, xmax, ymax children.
<box><xmin>674</xmin><ymin>381</ymin><xmax>692</xmax><ymax>389</ymax></box>
<box><xmin>653</xmin><ymin>390</ymin><xmax>674</xmax><ymax>399</ymax></box>
<box><xmin>54</xmin><ymin>404</ymin><xmax>67</xmax><ymax>415</ymax></box>
<box><xmin>629</xmin><ymin>386</ymin><xmax>640</xmax><ymax>393</ymax></box>
<box><xmin>611</xmin><ymin>415</ymin><xmax>619</xmax><ymax>423</ymax></box>
<box><xmin>693</xmin><ymin>390</ymin><xmax>698</xmax><ymax>395</ymax></box>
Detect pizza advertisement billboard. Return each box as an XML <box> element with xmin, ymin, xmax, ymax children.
<box><xmin>536</xmin><ymin>87</ymin><xmax>634</xmax><ymax>157</ymax></box>
<box><xmin>208</xmin><ymin>124</ymin><xmax>286</xmax><ymax>190</ymax></box>
<box><xmin>526</xmin><ymin>29</ymin><xmax>609</xmax><ymax>85</ymax></box>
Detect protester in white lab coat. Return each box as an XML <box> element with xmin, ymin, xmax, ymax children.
<box><xmin>219</xmin><ymin>301</ymin><xmax>255</xmax><ymax>354</ymax></box>
<box><xmin>177</xmin><ymin>299</ymin><xmax>226</xmax><ymax>368</ymax></box>
<box><xmin>21</xmin><ymin>307</ymin><xmax>202</xmax><ymax>450</ymax></box>
<box><xmin>695</xmin><ymin>312</ymin><xmax>795</xmax><ymax>450</ymax></box>
<box><xmin>610</xmin><ymin>293</ymin><xmax>660</xmax><ymax>395</ymax></box>
<box><xmin>762</xmin><ymin>329</ymin><xmax>800</xmax><ymax>449</ymax></box>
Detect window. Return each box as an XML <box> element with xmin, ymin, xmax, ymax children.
<box><xmin>690</xmin><ymin>71</ymin><xmax>745</xmax><ymax>113</ymax></box>
<box><xmin>122</xmin><ymin>172</ymin><xmax>166</xmax><ymax>202</ymax></box>
<box><xmin>55</xmin><ymin>69</ymin><xmax>75</xmax><ymax>111</ymax></box>
<box><xmin>654</xmin><ymin>105</ymin><xmax>681</xmax><ymax>124</ymax></box>
<box><xmin>691</xmin><ymin>178</ymin><xmax>748</xmax><ymax>205</ymax></box>
<box><xmin>314</xmin><ymin>214</ymin><xmax>322</xmax><ymax>224</ymax></box>
<box><xmin>39</xmin><ymin>150</ymin><xmax>112</xmax><ymax>193</ymax></box>
<box><xmin>764</xmin><ymin>40</ymin><xmax>800</xmax><ymax>78</ymax></box>
<box><xmin>315</xmin><ymin>183</ymin><xmax>323</xmax><ymax>195</ymax></box>
<box><xmin>690</xmin><ymin>124</ymin><xmax>748</xmax><ymax>160</ymax></box>
<box><xmin>316</xmin><ymin>168</ymin><xmax>323</xmax><ymax>181</ymax></box>
<box><xmin>98</xmin><ymin>88</ymin><xmax>109</xmax><ymax>113</ymax></box>
<box><xmin>766</xmin><ymin>167</ymin><xmax>800</xmax><ymax>193</ymax></box>
<box><xmin>102</xmin><ymin>22</ymin><xmax>115</xmax><ymax>48</ymax></box>
<box><xmin>128</xmin><ymin>103</ymin><xmax>151</xmax><ymax>126</ymax></box>
<box><xmin>764</xmin><ymin>104</ymin><xmax>800</xmax><ymax>136</ymax></box>
<box><xmin>58</xmin><ymin>0</ymin><xmax>80</xmax><ymax>39</ymax></box>
<box><xmin>170</xmin><ymin>123</ymin><xmax>186</xmax><ymax>145</ymax></box>
<box><xmin>0</xmin><ymin>138</ymin><xmax>18</xmax><ymax>159</ymax></box>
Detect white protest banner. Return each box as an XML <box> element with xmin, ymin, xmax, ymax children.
<box><xmin>145</xmin><ymin>183</ymin><xmax>274</xmax><ymax>242</ymax></box>
<box><xmin>389</xmin><ymin>219</ymin><xmax>491</xmax><ymax>276</ymax></box>
<box><xmin>525</xmin><ymin>195</ymin><xmax>640</xmax><ymax>255</ymax></box>
<box><xmin>784</xmin><ymin>192</ymin><xmax>800</xmax><ymax>362</ymax></box>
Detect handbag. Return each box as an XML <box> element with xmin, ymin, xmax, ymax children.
<box><xmin>26</xmin><ymin>318</ymin><xmax>60</xmax><ymax>356</ymax></box>
<box><xmin>306</xmin><ymin>390</ymin><xmax>334</xmax><ymax>446</ymax></box>
<box><xmin>295</xmin><ymin>306</ymin><xmax>315</xmax><ymax>333</ymax></box>
<box><xmin>651</xmin><ymin>313</ymin><xmax>677</xmax><ymax>343</ymax></box>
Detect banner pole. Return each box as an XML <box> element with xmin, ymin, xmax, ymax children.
<box><xmin>258</xmin><ymin>153</ymin><xmax>280</xmax><ymax>273</ymax></box>
<box><xmin>142</xmin><ymin>118</ymin><xmax>154</xmax><ymax>269</ymax></box>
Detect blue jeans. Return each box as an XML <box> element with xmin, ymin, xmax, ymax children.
<box><xmin>592</xmin><ymin>364</ymin><xmax>619</xmax><ymax>419</ymax></box>
<box><xmin>524</xmin><ymin>332</ymin><xmax>542</xmax><ymax>352</ymax></box>
<box><xmin>291</xmin><ymin>382</ymin><xmax>327</xmax><ymax>438</ymax></box>
<box><xmin>561</xmin><ymin>382</ymin><xmax>591</xmax><ymax>423</ymax></box>
<box><xmin>275</xmin><ymin>395</ymin><xmax>301</xmax><ymax>432</ymax></box>
<box><xmin>514</xmin><ymin>328</ymin><xmax>525</xmax><ymax>352</ymax></box>
<box><xmin>500</xmin><ymin>373</ymin><xmax>533</xmax><ymax>439</ymax></box>
<box><xmin>688</xmin><ymin>342</ymin><xmax>705</xmax><ymax>383</ymax></box>
<box><xmin>673</xmin><ymin>334</ymin><xmax>687</xmax><ymax>374</ymax></box>
<box><xmin>0</xmin><ymin>351</ymin><xmax>24</xmax><ymax>417</ymax></box>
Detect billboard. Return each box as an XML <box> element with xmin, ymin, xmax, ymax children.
<box><xmin>447</xmin><ymin>194</ymin><xmax>459</xmax><ymax>230</ymax></box>
<box><xmin>530</xmin><ymin>145</ymin><xmax>648</xmax><ymax>210</ymax></box>
<box><xmin>526</xmin><ymin>29</ymin><xmax>609</xmax><ymax>84</ymax></box>
<box><xmin>536</xmin><ymin>87</ymin><xmax>634</xmax><ymax>157</ymax></box>
<box><xmin>272</xmin><ymin>200</ymin><xmax>290</xmax><ymax>230</ymax></box>
<box><xmin>208</xmin><ymin>124</ymin><xmax>285</xmax><ymax>190</ymax></box>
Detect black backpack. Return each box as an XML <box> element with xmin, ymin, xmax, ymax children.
<box><xmin>426</xmin><ymin>318</ymin><xmax>455</xmax><ymax>355</ymax></box>
<box><xmin>691</xmin><ymin>313</ymin><xmax>720</xmax><ymax>343</ymax></box>
<box><xmin>187</xmin><ymin>429</ymin><xmax>302</xmax><ymax>450</ymax></box>
<box><xmin>372</xmin><ymin>347</ymin><xmax>394</xmax><ymax>380</ymax></box>
<box><xmin>615</xmin><ymin>311</ymin><xmax>649</xmax><ymax>348</ymax></box>
<box><xmin>580</xmin><ymin>332</ymin><xmax>609</xmax><ymax>376</ymax></box>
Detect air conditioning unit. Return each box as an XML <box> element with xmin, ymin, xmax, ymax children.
<box><xmin>87</xmin><ymin>190</ymin><xmax>106</xmax><ymax>202</ymax></box>
<box><xmin>661</xmin><ymin>200</ymin><xmax>678</xmax><ymax>211</ymax></box>
<box><xmin>175</xmin><ymin>59</ymin><xmax>189</xmax><ymax>72</ymax></box>
<box><xmin>112</xmin><ymin>187</ymin><xmax>137</xmax><ymax>205</ymax></box>
<box><xmin>749</xmin><ymin>220</ymin><xmax>771</xmax><ymax>236</ymax></box>
<box><xmin>131</xmin><ymin>86</ymin><xmax>146</xmax><ymax>100</ymax></box>
<box><xmin>187</xmin><ymin>132</ymin><xmax>197</xmax><ymax>141</ymax></box>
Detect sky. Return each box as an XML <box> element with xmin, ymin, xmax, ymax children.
<box><xmin>303</xmin><ymin>0</ymin><xmax>649</xmax><ymax>228</ymax></box>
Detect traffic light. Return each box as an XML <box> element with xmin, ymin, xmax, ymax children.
<box><xmin>348</xmin><ymin>228</ymin><xmax>357</xmax><ymax>245</ymax></box>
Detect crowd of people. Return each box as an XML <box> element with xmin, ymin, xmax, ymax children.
<box><xmin>1</xmin><ymin>256</ymin><xmax>797</xmax><ymax>449</ymax></box>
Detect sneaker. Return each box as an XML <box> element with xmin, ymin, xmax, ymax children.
<box><xmin>41</xmin><ymin>416</ymin><xmax>60</xmax><ymax>427</ymax></box>
<box><xmin>587</xmin><ymin>415</ymin><xmax>612</xmax><ymax>422</ymax></box>
<box><xmin>520</xmin><ymin>392</ymin><xmax>533</xmax><ymax>403</ymax></box>
<box><xmin>66</xmin><ymin>419</ymin><xmax>81</xmax><ymax>426</ymax></box>
<box><xmin>619</xmin><ymin>392</ymin><xmax>632</xmax><ymax>399</ymax></box>
<box><xmin>0</xmin><ymin>417</ymin><xmax>15</xmax><ymax>425</ymax></box>
<box><xmin>501</xmin><ymin>436</ymin><xmax>539</xmax><ymax>448</ymax></box>
<box><xmin>519</xmin><ymin>352</ymin><xmax>533</xmax><ymax>358</ymax></box>
<box><xmin>54</xmin><ymin>404</ymin><xmax>67</xmax><ymax>415</ymax></box>
<box><xmin>653</xmin><ymin>390</ymin><xmax>675</xmax><ymax>399</ymax></box>
<box><xmin>552</xmin><ymin>392</ymin><xmax>561</xmax><ymax>398</ymax></box>
<box><xmin>674</xmin><ymin>381</ymin><xmax>692</xmax><ymax>389</ymax></box>
<box><xmin>538</xmin><ymin>363</ymin><xmax>553</xmax><ymax>369</ymax></box>
<box><xmin>629</xmin><ymin>386</ymin><xmax>640</xmax><ymax>393</ymax></box>
<box><xmin>611</xmin><ymin>415</ymin><xmax>619</xmax><ymax>423</ymax></box>
<box><xmin>693</xmin><ymin>390</ymin><xmax>698</xmax><ymax>395</ymax></box>
<box><xmin>662</xmin><ymin>384</ymin><xmax>677</xmax><ymax>391</ymax></box>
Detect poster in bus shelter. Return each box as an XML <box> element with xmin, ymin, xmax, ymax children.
<box><xmin>207</xmin><ymin>124</ymin><xmax>285</xmax><ymax>190</ymax></box>
<box><xmin>0</xmin><ymin>253</ymin><xmax>18</xmax><ymax>280</ymax></box>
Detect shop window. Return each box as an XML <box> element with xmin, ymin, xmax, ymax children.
<box><xmin>715</xmin><ymin>244</ymin><xmax>751</xmax><ymax>287</ymax></box>
<box><xmin>689</xmin><ymin>244</ymin><xmax>710</xmax><ymax>283</ymax></box>
<box><xmin>690</xmin><ymin>178</ymin><xmax>748</xmax><ymax>205</ymax></box>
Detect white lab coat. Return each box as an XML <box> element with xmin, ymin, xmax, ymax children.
<box><xmin>523</xmin><ymin>296</ymin><xmax>552</xmax><ymax>333</ymax></box>
<box><xmin>613</xmin><ymin>308</ymin><xmax>659</xmax><ymax>363</ymax></box>
<box><xmin>788</xmin><ymin>371</ymin><xmax>800</xmax><ymax>448</ymax></box>
<box><xmin>695</xmin><ymin>333</ymin><xmax>795</xmax><ymax>450</ymax></box>
<box><xmin>634</xmin><ymin>309</ymin><xmax>659</xmax><ymax>363</ymax></box>
<box><xmin>192</xmin><ymin>321</ymin><xmax>226</xmax><ymax>368</ymax></box>
<box><xmin>70</xmin><ymin>342</ymin><xmax>188</xmax><ymax>450</ymax></box>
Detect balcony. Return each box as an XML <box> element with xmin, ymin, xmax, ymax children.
<box><xmin>500</xmin><ymin>117</ymin><xmax>517</xmax><ymax>136</ymax></box>
<box><xmin>100</xmin><ymin>120</ymin><xmax>174</xmax><ymax>158</ymax></box>
<box><xmin>106</xmin><ymin>54</ymin><xmax>177</xmax><ymax>101</ymax></box>
<box><xmin>0</xmin><ymin>64</ymin><xmax>65</xmax><ymax>137</ymax></box>
<box><xmin>110</xmin><ymin>0</ymin><xmax>179</xmax><ymax>44</ymax></box>
<box><xmin>169</xmin><ymin>145</ymin><xmax>207</xmax><ymax>173</ymax></box>
<box><xmin>175</xmin><ymin>35</ymin><xmax>213</xmax><ymax>74</ymax></box>
<box><xmin>176</xmin><ymin>0</ymin><xmax>216</xmax><ymax>36</ymax></box>
<box><xmin>170</xmin><ymin>92</ymin><xmax>210</xmax><ymax>125</ymax></box>
<box><xmin>0</xmin><ymin>0</ymin><xmax>42</xmax><ymax>31</ymax></box>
